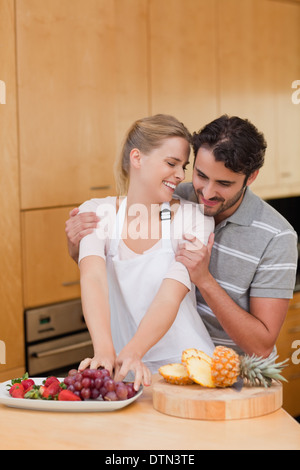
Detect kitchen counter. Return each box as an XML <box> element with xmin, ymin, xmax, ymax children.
<box><xmin>1</xmin><ymin>375</ymin><xmax>300</xmax><ymax>450</ymax></box>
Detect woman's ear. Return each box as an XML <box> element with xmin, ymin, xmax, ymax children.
<box><xmin>129</xmin><ymin>148</ymin><xmax>142</xmax><ymax>169</ymax></box>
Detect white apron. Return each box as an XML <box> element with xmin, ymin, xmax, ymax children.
<box><xmin>106</xmin><ymin>197</ymin><xmax>214</xmax><ymax>373</ymax></box>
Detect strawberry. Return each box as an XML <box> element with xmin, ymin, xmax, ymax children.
<box><xmin>44</xmin><ymin>376</ymin><xmax>60</xmax><ymax>388</ymax></box>
<box><xmin>41</xmin><ymin>381</ymin><xmax>61</xmax><ymax>399</ymax></box>
<box><xmin>39</xmin><ymin>385</ymin><xmax>47</xmax><ymax>398</ymax></box>
<box><xmin>58</xmin><ymin>389</ymin><xmax>81</xmax><ymax>401</ymax></box>
<box><xmin>9</xmin><ymin>383</ymin><xmax>24</xmax><ymax>399</ymax></box>
<box><xmin>21</xmin><ymin>378</ymin><xmax>35</xmax><ymax>392</ymax></box>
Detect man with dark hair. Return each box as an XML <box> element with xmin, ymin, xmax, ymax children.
<box><xmin>66</xmin><ymin>115</ymin><xmax>298</xmax><ymax>358</ymax></box>
<box><xmin>175</xmin><ymin>115</ymin><xmax>297</xmax><ymax>357</ymax></box>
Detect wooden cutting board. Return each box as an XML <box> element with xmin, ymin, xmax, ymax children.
<box><xmin>152</xmin><ymin>378</ymin><xmax>283</xmax><ymax>420</ymax></box>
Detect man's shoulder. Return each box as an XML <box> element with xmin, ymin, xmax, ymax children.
<box><xmin>254</xmin><ymin>194</ymin><xmax>297</xmax><ymax>235</ymax></box>
<box><xmin>174</xmin><ymin>182</ymin><xmax>197</xmax><ymax>202</ymax></box>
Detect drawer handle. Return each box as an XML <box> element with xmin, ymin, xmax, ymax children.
<box><xmin>288</xmin><ymin>326</ymin><xmax>300</xmax><ymax>334</ymax></box>
<box><xmin>62</xmin><ymin>280</ymin><xmax>80</xmax><ymax>287</ymax></box>
<box><xmin>90</xmin><ymin>185</ymin><xmax>112</xmax><ymax>191</ymax></box>
<box><xmin>290</xmin><ymin>303</ymin><xmax>300</xmax><ymax>310</ymax></box>
<box><xmin>32</xmin><ymin>340</ymin><xmax>92</xmax><ymax>359</ymax></box>
<box><xmin>288</xmin><ymin>372</ymin><xmax>300</xmax><ymax>381</ymax></box>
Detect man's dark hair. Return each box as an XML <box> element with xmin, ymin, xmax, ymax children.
<box><xmin>192</xmin><ymin>115</ymin><xmax>267</xmax><ymax>177</ymax></box>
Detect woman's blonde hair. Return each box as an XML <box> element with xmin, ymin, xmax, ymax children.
<box><xmin>114</xmin><ymin>114</ymin><xmax>191</xmax><ymax>195</ymax></box>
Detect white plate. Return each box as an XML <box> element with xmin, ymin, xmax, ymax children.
<box><xmin>0</xmin><ymin>378</ymin><xmax>143</xmax><ymax>412</ymax></box>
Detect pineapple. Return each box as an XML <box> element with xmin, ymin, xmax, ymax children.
<box><xmin>182</xmin><ymin>348</ymin><xmax>212</xmax><ymax>366</ymax></box>
<box><xmin>158</xmin><ymin>363</ymin><xmax>194</xmax><ymax>385</ymax></box>
<box><xmin>211</xmin><ymin>346</ymin><xmax>240</xmax><ymax>387</ymax></box>
<box><xmin>185</xmin><ymin>355</ymin><xmax>215</xmax><ymax>388</ymax></box>
<box><xmin>210</xmin><ymin>346</ymin><xmax>289</xmax><ymax>388</ymax></box>
<box><xmin>158</xmin><ymin>346</ymin><xmax>289</xmax><ymax>389</ymax></box>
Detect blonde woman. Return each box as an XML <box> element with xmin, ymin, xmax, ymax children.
<box><xmin>77</xmin><ymin>114</ymin><xmax>215</xmax><ymax>390</ymax></box>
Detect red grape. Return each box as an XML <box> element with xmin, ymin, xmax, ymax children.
<box><xmin>81</xmin><ymin>387</ymin><xmax>91</xmax><ymax>400</ymax></box>
<box><xmin>105</xmin><ymin>379</ymin><xmax>116</xmax><ymax>392</ymax></box>
<box><xmin>91</xmin><ymin>388</ymin><xmax>101</xmax><ymax>399</ymax></box>
<box><xmin>94</xmin><ymin>377</ymin><xmax>103</xmax><ymax>390</ymax></box>
<box><xmin>82</xmin><ymin>377</ymin><xmax>91</xmax><ymax>389</ymax></box>
<box><xmin>104</xmin><ymin>391</ymin><xmax>118</xmax><ymax>401</ymax></box>
<box><xmin>74</xmin><ymin>380</ymin><xmax>83</xmax><ymax>391</ymax></box>
<box><xmin>66</xmin><ymin>368</ymin><xmax>139</xmax><ymax>402</ymax></box>
<box><xmin>116</xmin><ymin>383</ymin><xmax>128</xmax><ymax>400</ymax></box>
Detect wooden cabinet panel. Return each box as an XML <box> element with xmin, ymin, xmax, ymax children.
<box><xmin>149</xmin><ymin>0</ymin><xmax>218</xmax><ymax>181</ymax></box>
<box><xmin>22</xmin><ymin>208</ymin><xmax>81</xmax><ymax>308</ymax></box>
<box><xmin>16</xmin><ymin>0</ymin><xmax>149</xmax><ymax>209</ymax></box>
<box><xmin>218</xmin><ymin>0</ymin><xmax>300</xmax><ymax>199</ymax></box>
<box><xmin>218</xmin><ymin>0</ymin><xmax>278</xmax><ymax>194</ymax></box>
<box><xmin>276</xmin><ymin>292</ymin><xmax>300</xmax><ymax>417</ymax></box>
<box><xmin>273</xmin><ymin>1</ymin><xmax>300</xmax><ymax>194</ymax></box>
<box><xmin>0</xmin><ymin>0</ymin><xmax>25</xmax><ymax>378</ymax></box>
<box><xmin>114</xmin><ymin>0</ymin><xmax>149</xmax><ymax>152</ymax></box>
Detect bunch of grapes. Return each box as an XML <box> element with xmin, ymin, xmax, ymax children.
<box><xmin>63</xmin><ymin>368</ymin><xmax>137</xmax><ymax>401</ymax></box>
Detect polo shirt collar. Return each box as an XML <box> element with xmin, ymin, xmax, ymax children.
<box><xmin>216</xmin><ymin>187</ymin><xmax>258</xmax><ymax>229</ymax></box>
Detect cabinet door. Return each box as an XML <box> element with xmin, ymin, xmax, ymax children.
<box><xmin>276</xmin><ymin>292</ymin><xmax>300</xmax><ymax>417</ymax></box>
<box><xmin>0</xmin><ymin>0</ymin><xmax>25</xmax><ymax>380</ymax></box>
<box><xmin>16</xmin><ymin>0</ymin><xmax>149</xmax><ymax>209</ymax></box>
<box><xmin>218</xmin><ymin>0</ymin><xmax>300</xmax><ymax>199</ymax></box>
<box><xmin>149</xmin><ymin>0</ymin><xmax>218</xmax><ymax>182</ymax></box>
<box><xmin>273</xmin><ymin>1</ymin><xmax>300</xmax><ymax>195</ymax></box>
<box><xmin>22</xmin><ymin>208</ymin><xmax>81</xmax><ymax>308</ymax></box>
<box><xmin>218</xmin><ymin>0</ymin><xmax>278</xmax><ymax>195</ymax></box>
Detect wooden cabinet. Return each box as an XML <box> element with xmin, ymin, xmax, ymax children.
<box><xmin>17</xmin><ymin>0</ymin><xmax>149</xmax><ymax>308</ymax></box>
<box><xmin>0</xmin><ymin>0</ymin><xmax>25</xmax><ymax>381</ymax></box>
<box><xmin>273</xmin><ymin>1</ymin><xmax>300</xmax><ymax>196</ymax></box>
<box><xmin>276</xmin><ymin>292</ymin><xmax>300</xmax><ymax>417</ymax></box>
<box><xmin>21</xmin><ymin>208</ymin><xmax>81</xmax><ymax>308</ymax></box>
<box><xmin>217</xmin><ymin>0</ymin><xmax>300</xmax><ymax>199</ymax></box>
<box><xmin>149</xmin><ymin>0</ymin><xmax>218</xmax><ymax>182</ymax></box>
<box><xmin>16</xmin><ymin>0</ymin><xmax>149</xmax><ymax>210</ymax></box>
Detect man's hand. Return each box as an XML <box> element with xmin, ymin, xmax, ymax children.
<box><xmin>175</xmin><ymin>232</ymin><xmax>215</xmax><ymax>287</ymax></box>
<box><xmin>65</xmin><ymin>208</ymin><xmax>99</xmax><ymax>262</ymax></box>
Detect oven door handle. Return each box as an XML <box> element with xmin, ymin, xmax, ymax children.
<box><xmin>33</xmin><ymin>340</ymin><xmax>93</xmax><ymax>359</ymax></box>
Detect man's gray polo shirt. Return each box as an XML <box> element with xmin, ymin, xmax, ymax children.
<box><xmin>175</xmin><ymin>183</ymin><xmax>298</xmax><ymax>355</ymax></box>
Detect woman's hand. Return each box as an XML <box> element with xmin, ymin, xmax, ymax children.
<box><xmin>78</xmin><ymin>350</ymin><xmax>116</xmax><ymax>377</ymax></box>
<box><xmin>114</xmin><ymin>347</ymin><xmax>152</xmax><ymax>391</ymax></box>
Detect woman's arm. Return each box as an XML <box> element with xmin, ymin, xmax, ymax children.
<box><xmin>114</xmin><ymin>278</ymin><xmax>189</xmax><ymax>390</ymax></box>
<box><xmin>79</xmin><ymin>255</ymin><xmax>116</xmax><ymax>374</ymax></box>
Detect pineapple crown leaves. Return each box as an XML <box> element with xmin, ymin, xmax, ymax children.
<box><xmin>239</xmin><ymin>350</ymin><xmax>289</xmax><ymax>388</ymax></box>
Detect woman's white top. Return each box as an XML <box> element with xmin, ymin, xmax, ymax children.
<box><xmin>78</xmin><ymin>196</ymin><xmax>215</xmax><ymax>372</ymax></box>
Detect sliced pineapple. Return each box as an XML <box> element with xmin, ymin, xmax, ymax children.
<box><xmin>158</xmin><ymin>363</ymin><xmax>194</xmax><ymax>385</ymax></box>
<box><xmin>185</xmin><ymin>356</ymin><xmax>216</xmax><ymax>388</ymax></box>
<box><xmin>182</xmin><ymin>348</ymin><xmax>212</xmax><ymax>365</ymax></box>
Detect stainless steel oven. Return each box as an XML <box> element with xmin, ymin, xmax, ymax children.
<box><xmin>25</xmin><ymin>299</ymin><xmax>93</xmax><ymax>376</ymax></box>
